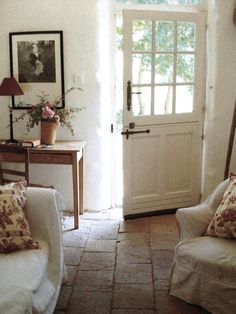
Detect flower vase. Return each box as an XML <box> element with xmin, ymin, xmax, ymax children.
<box><xmin>41</xmin><ymin>120</ymin><xmax>59</xmax><ymax>145</ymax></box>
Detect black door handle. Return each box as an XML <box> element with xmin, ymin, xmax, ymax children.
<box><xmin>121</xmin><ymin>129</ymin><xmax>150</xmax><ymax>139</ymax></box>
<box><xmin>127</xmin><ymin>80</ymin><xmax>142</xmax><ymax>111</ymax></box>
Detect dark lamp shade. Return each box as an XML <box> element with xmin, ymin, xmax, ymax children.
<box><xmin>0</xmin><ymin>77</ymin><xmax>24</xmax><ymax>96</ymax></box>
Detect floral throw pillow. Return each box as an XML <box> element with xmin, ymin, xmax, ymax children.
<box><xmin>0</xmin><ymin>180</ymin><xmax>27</xmax><ymax>209</ymax></box>
<box><xmin>206</xmin><ymin>174</ymin><xmax>236</xmax><ymax>239</ymax></box>
<box><xmin>0</xmin><ymin>180</ymin><xmax>40</xmax><ymax>253</ymax></box>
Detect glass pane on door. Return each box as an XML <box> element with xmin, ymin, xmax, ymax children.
<box><xmin>176</xmin><ymin>85</ymin><xmax>193</xmax><ymax>113</ymax></box>
<box><xmin>177</xmin><ymin>22</ymin><xmax>195</xmax><ymax>51</ymax></box>
<box><xmin>133</xmin><ymin>86</ymin><xmax>151</xmax><ymax>116</ymax></box>
<box><xmin>176</xmin><ymin>54</ymin><xmax>195</xmax><ymax>83</ymax></box>
<box><xmin>155</xmin><ymin>54</ymin><xmax>174</xmax><ymax>83</ymax></box>
<box><xmin>154</xmin><ymin>86</ymin><xmax>173</xmax><ymax>115</ymax></box>
<box><xmin>133</xmin><ymin>53</ymin><xmax>152</xmax><ymax>84</ymax></box>
<box><xmin>132</xmin><ymin>20</ymin><xmax>152</xmax><ymax>51</ymax></box>
<box><xmin>156</xmin><ymin>21</ymin><xmax>174</xmax><ymax>52</ymax></box>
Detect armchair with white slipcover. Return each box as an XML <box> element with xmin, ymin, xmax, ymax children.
<box><xmin>169</xmin><ymin>179</ymin><xmax>236</xmax><ymax>314</ymax></box>
<box><xmin>0</xmin><ymin>187</ymin><xmax>65</xmax><ymax>314</ymax></box>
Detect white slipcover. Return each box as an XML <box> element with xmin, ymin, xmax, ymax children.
<box><xmin>0</xmin><ymin>187</ymin><xmax>65</xmax><ymax>314</ymax></box>
<box><xmin>169</xmin><ymin>179</ymin><xmax>236</xmax><ymax>314</ymax></box>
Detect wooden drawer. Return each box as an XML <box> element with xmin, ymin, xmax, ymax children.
<box><xmin>0</xmin><ymin>153</ymin><xmax>25</xmax><ymax>162</ymax></box>
<box><xmin>30</xmin><ymin>153</ymin><xmax>72</xmax><ymax>164</ymax></box>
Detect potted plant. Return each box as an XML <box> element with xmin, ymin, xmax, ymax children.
<box><xmin>13</xmin><ymin>87</ymin><xmax>84</xmax><ymax>145</ymax></box>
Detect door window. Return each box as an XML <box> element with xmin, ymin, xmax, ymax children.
<box><xmin>132</xmin><ymin>19</ymin><xmax>196</xmax><ymax>117</ymax></box>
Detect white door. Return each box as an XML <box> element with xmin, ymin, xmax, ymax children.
<box><xmin>122</xmin><ymin>9</ymin><xmax>206</xmax><ymax>218</ymax></box>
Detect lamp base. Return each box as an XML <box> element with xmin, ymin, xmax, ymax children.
<box><xmin>5</xmin><ymin>139</ymin><xmax>19</xmax><ymax>144</ymax></box>
<box><xmin>7</xmin><ymin>108</ymin><xmax>19</xmax><ymax>144</ymax></box>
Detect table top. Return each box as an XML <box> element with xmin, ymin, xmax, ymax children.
<box><xmin>0</xmin><ymin>140</ymin><xmax>86</xmax><ymax>153</ymax></box>
<box><xmin>32</xmin><ymin>141</ymin><xmax>86</xmax><ymax>152</ymax></box>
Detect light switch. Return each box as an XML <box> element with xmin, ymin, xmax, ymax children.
<box><xmin>73</xmin><ymin>73</ymin><xmax>84</xmax><ymax>89</ymax></box>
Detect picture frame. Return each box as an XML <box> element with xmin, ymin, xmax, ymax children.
<box><xmin>9</xmin><ymin>30</ymin><xmax>65</xmax><ymax>109</ymax></box>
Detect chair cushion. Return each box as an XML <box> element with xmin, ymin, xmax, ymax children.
<box><xmin>0</xmin><ymin>286</ymin><xmax>32</xmax><ymax>314</ymax></box>
<box><xmin>0</xmin><ymin>180</ymin><xmax>40</xmax><ymax>252</ymax></box>
<box><xmin>0</xmin><ymin>239</ymin><xmax>48</xmax><ymax>292</ymax></box>
<box><xmin>175</xmin><ymin>236</ymin><xmax>236</xmax><ymax>284</ymax></box>
<box><xmin>206</xmin><ymin>174</ymin><xmax>236</xmax><ymax>239</ymax></box>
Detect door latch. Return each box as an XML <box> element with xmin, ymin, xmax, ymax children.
<box><xmin>129</xmin><ymin>122</ymin><xmax>135</xmax><ymax>129</ymax></box>
<box><xmin>121</xmin><ymin>129</ymin><xmax>150</xmax><ymax>140</ymax></box>
<box><xmin>127</xmin><ymin>80</ymin><xmax>142</xmax><ymax>111</ymax></box>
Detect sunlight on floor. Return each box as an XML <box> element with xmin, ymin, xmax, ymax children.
<box><xmin>62</xmin><ymin>207</ymin><xmax>123</xmax><ymax>230</ymax></box>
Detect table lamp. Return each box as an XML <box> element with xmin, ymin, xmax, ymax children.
<box><xmin>0</xmin><ymin>77</ymin><xmax>24</xmax><ymax>143</ymax></box>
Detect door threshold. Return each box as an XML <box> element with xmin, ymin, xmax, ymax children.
<box><xmin>124</xmin><ymin>208</ymin><xmax>177</xmax><ymax>220</ymax></box>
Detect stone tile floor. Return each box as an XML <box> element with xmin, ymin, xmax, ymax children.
<box><xmin>54</xmin><ymin>209</ymin><xmax>209</xmax><ymax>314</ymax></box>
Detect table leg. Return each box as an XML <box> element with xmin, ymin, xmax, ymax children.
<box><xmin>72</xmin><ymin>151</ymin><xmax>79</xmax><ymax>229</ymax></box>
<box><xmin>79</xmin><ymin>154</ymin><xmax>84</xmax><ymax>214</ymax></box>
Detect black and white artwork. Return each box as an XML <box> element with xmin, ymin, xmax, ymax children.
<box><xmin>10</xmin><ymin>31</ymin><xmax>64</xmax><ymax>109</ymax></box>
<box><xmin>17</xmin><ymin>40</ymin><xmax>56</xmax><ymax>83</ymax></box>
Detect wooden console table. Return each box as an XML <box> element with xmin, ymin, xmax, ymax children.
<box><xmin>0</xmin><ymin>141</ymin><xmax>85</xmax><ymax>229</ymax></box>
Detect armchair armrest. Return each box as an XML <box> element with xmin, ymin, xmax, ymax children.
<box><xmin>25</xmin><ymin>187</ymin><xmax>64</xmax><ymax>241</ymax></box>
<box><xmin>176</xmin><ymin>179</ymin><xmax>229</xmax><ymax>241</ymax></box>
<box><xmin>176</xmin><ymin>203</ymin><xmax>213</xmax><ymax>240</ymax></box>
<box><xmin>25</xmin><ymin>187</ymin><xmax>65</xmax><ymax>289</ymax></box>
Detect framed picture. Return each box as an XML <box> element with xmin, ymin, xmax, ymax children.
<box><xmin>9</xmin><ymin>30</ymin><xmax>65</xmax><ymax>109</ymax></box>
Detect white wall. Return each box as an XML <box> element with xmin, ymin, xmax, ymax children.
<box><xmin>0</xmin><ymin>0</ymin><xmax>236</xmax><ymax>209</ymax></box>
<box><xmin>0</xmin><ymin>0</ymin><xmax>114</xmax><ymax>211</ymax></box>
<box><xmin>202</xmin><ymin>0</ymin><xmax>236</xmax><ymax>198</ymax></box>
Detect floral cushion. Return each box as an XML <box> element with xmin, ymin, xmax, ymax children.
<box><xmin>0</xmin><ymin>180</ymin><xmax>40</xmax><ymax>253</ymax></box>
<box><xmin>0</xmin><ymin>180</ymin><xmax>27</xmax><ymax>207</ymax></box>
<box><xmin>206</xmin><ymin>174</ymin><xmax>236</xmax><ymax>239</ymax></box>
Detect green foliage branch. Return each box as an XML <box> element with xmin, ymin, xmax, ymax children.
<box><xmin>13</xmin><ymin>87</ymin><xmax>85</xmax><ymax>136</ymax></box>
